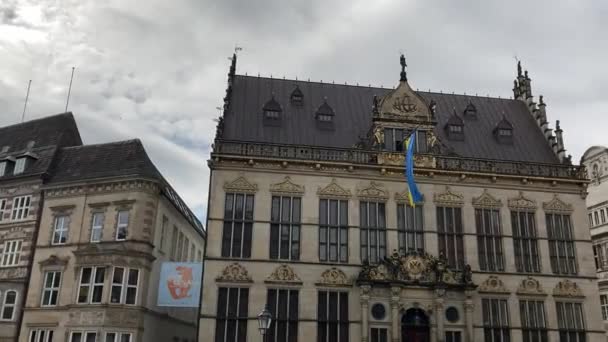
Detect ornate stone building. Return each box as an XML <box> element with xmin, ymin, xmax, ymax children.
<box><xmin>0</xmin><ymin>114</ymin><xmax>82</xmax><ymax>341</ymax></box>
<box><xmin>581</xmin><ymin>146</ymin><xmax>608</xmax><ymax>336</ymax></box>
<box><xmin>200</xmin><ymin>54</ymin><xmax>603</xmax><ymax>342</ymax></box>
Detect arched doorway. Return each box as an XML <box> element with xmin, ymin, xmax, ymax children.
<box><xmin>401</xmin><ymin>308</ymin><xmax>430</xmax><ymax>342</ymax></box>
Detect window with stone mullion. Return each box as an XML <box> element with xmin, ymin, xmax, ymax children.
<box><xmin>270</xmin><ymin>196</ymin><xmax>301</xmax><ymax>261</ymax></box>
<box><xmin>319</xmin><ymin>199</ymin><xmax>348</xmax><ymax>263</ymax></box>
<box><xmin>436</xmin><ymin>206</ymin><xmax>464</xmax><ymax>270</ymax></box>
<box><xmin>546</xmin><ymin>213</ymin><xmax>577</xmax><ymax>275</ymax></box>
<box><xmin>221</xmin><ymin>193</ymin><xmax>254</xmax><ymax>258</ymax></box>
<box><xmin>215</xmin><ymin>287</ymin><xmax>249</xmax><ymax>342</ymax></box>
<box><xmin>317</xmin><ymin>291</ymin><xmax>348</xmax><ymax>342</ymax></box>
<box><xmin>360</xmin><ymin>201</ymin><xmax>386</xmax><ymax>264</ymax></box>
<box><xmin>482</xmin><ymin>298</ymin><xmax>510</xmax><ymax>342</ymax></box>
<box><xmin>511</xmin><ymin>211</ymin><xmax>541</xmax><ymax>273</ymax></box>
<box><xmin>397</xmin><ymin>204</ymin><xmax>424</xmax><ymax>254</ymax></box>
<box><xmin>520</xmin><ymin>300</ymin><xmax>548</xmax><ymax>342</ymax></box>
<box><xmin>601</xmin><ymin>295</ymin><xmax>608</xmax><ymax>321</ymax></box>
<box><xmin>475</xmin><ymin>208</ymin><xmax>504</xmax><ymax>272</ymax></box>
<box><xmin>556</xmin><ymin>302</ymin><xmax>586</xmax><ymax>342</ymax></box>
<box><xmin>266</xmin><ymin>289</ymin><xmax>299</xmax><ymax>342</ymax></box>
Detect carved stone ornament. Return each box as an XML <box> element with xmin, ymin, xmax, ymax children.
<box><xmin>542</xmin><ymin>194</ymin><xmax>573</xmax><ymax>213</ymax></box>
<box><xmin>517</xmin><ymin>277</ymin><xmax>546</xmax><ymax>296</ymax></box>
<box><xmin>472</xmin><ymin>189</ymin><xmax>502</xmax><ymax>208</ymax></box>
<box><xmin>553</xmin><ymin>280</ymin><xmax>584</xmax><ymax>297</ymax></box>
<box><xmin>395</xmin><ymin>190</ymin><xmax>424</xmax><ymax>204</ymax></box>
<box><xmin>507</xmin><ymin>191</ymin><xmax>537</xmax><ymax>211</ymax></box>
<box><xmin>223</xmin><ymin>176</ymin><xmax>258</xmax><ymax>194</ymax></box>
<box><xmin>38</xmin><ymin>255</ymin><xmax>70</xmax><ymax>268</ymax></box>
<box><xmin>478</xmin><ymin>276</ymin><xmax>509</xmax><ymax>294</ymax></box>
<box><xmin>216</xmin><ymin>263</ymin><xmax>253</xmax><ymax>283</ymax></box>
<box><xmin>357</xmin><ymin>181</ymin><xmax>388</xmax><ymax>201</ymax></box>
<box><xmin>269</xmin><ymin>177</ymin><xmax>304</xmax><ymax>195</ymax></box>
<box><xmin>316</xmin><ymin>267</ymin><xmax>352</xmax><ymax>287</ymax></box>
<box><xmin>376</xmin><ymin>77</ymin><xmax>432</xmax><ymax>121</ymax></box>
<box><xmin>317</xmin><ymin>179</ymin><xmax>351</xmax><ymax>199</ymax></box>
<box><xmin>265</xmin><ymin>264</ymin><xmax>302</xmax><ymax>285</ymax></box>
<box><xmin>0</xmin><ymin>267</ymin><xmax>27</xmax><ymax>280</ymax></box>
<box><xmin>433</xmin><ymin>186</ymin><xmax>464</xmax><ymax>206</ymax></box>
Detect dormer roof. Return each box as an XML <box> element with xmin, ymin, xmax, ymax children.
<box><xmin>262</xmin><ymin>95</ymin><xmax>282</xmax><ymax>112</ymax></box>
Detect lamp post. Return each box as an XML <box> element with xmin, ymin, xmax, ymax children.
<box><xmin>257</xmin><ymin>304</ymin><xmax>273</xmax><ymax>342</ymax></box>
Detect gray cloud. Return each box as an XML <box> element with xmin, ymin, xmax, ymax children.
<box><xmin>1</xmin><ymin>0</ymin><xmax>606</xmax><ymax>220</ymax></box>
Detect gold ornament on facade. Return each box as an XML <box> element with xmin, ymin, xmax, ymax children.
<box><xmin>507</xmin><ymin>191</ymin><xmax>537</xmax><ymax>211</ymax></box>
<box><xmin>472</xmin><ymin>189</ymin><xmax>503</xmax><ymax>209</ymax></box>
<box><xmin>223</xmin><ymin>176</ymin><xmax>258</xmax><ymax>194</ymax></box>
<box><xmin>553</xmin><ymin>280</ymin><xmax>583</xmax><ymax>297</ymax></box>
<box><xmin>516</xmin><ymin>277</ymin><xmax>546</xmax><ymax>296</ymax></box>
<box><xmin>433</xmin><ymin>186</ymin><xmax>464</xmax><ymax>206</ymax></box>
<box><xmin>357</xmin><ymin>181</ymin><xmax>388</xmax><ymax>201</ymax></box>
<box><xmin>216</xmin><ymin>263</ymin><xmax>253</xmax><ymax>283</ymax></box>
<box><xmin>317</xmin><ymin>267</ymin><xmax>351</xmax><ymax>287</ymax></box>
<box><xmin>478</xmin><ymin>276</ymin><xmax>509</xmax><ymax>294</ymax></box>
<box><xmin>265</xmin><ymin>264</ymin><xmax>302</xmax><ymax>284</ymax></box>
<box><xmin>542</xmin><ymin>194</ymin><xmax>573</xmax><ymax>213</ymax></box>
<box><xmin>269</xmin><ymin>177</ymin><xmax>305</xmax><ymax>195</ymax></box>
<box><xmin>317</xmin><ymin>178</ymin><xmax>352</xmax><ymax>199</ymax></box>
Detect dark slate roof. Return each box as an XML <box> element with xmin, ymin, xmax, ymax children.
<box><xmin>223</xmin><ymin>75</ymin><xmax>560</xmax><ymax>164</ymax></box>
<box><xmin>0</xmin><ymin>113</ymin><xmax>82</xmax><ymax>152</ymax></box>
<box><xmin>49</xmin><ymin>140</ymin><xmax>204</xmax><ymax>234</ymax></box>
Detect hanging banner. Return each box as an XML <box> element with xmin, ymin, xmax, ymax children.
<box><xmin>157</xmin><ymin>262</ymin><xmax>202</xmax><ymax>307</ymax></box>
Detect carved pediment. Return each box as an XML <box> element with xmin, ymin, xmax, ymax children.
<box><xmin>357</xmin><ymin>182</ymin><xmax>388</xmax><ymax>201</ymax></box>
<box><xmin>377</xmin><ymin>80</ymin><xmax>432</xmax><ymax>121</ymax></box>
<box><xmin>270</xmin><ymin>177</ymin><xmax>304</xmax><ymax>195</ymax></box>
<box><xmin>543</xmin><ymin>194</ymin><xmax>573</xmax><ymax>213</ymax></box>
<box><xmin>517</xmin><ymin>277</ymin><xmax>546</xmax><ymax>296</ymax></box>
<box><xmin>508</xmin><ymin>191</ymin><xmax>537</xmax><ymax>211</ymax></box>
<box><xmin>472</xmin><ymin>189</ymin><xmax>502</xmax><ymax>208</ymax></box>
<box><xmin>265</xmin><ymin>264</ymin><xmax>302</xmax><ymax>285</ymax></box>
<box><xmin>553</xmin><ymin>280</ymin><xmax>583</xmax><ymax>297</ymax></box>
<box><xmin>224</xmin><ymin>176</ymin><xmax>258</xmax><ymax>194</ymax></box>
<box><xmin>317</xmin><ymin>179</ymin><xmax>351</xmax><ymax>199</ymax></box>
<box><xmin>395</xmin><ymin>190</ymin><xmax>424</xmax><ymax>204</ymax></box>
<box><xmin>38</xmin><ymin>255</ymin><xmax>70</xmax><ymax>268</ymax></box>
<box><xmin>216</xmin><ymin>263</ymin><xmax>252</xmax><ymax>283</ymax></box>
<box><xmin>317</xmin><ymin>267</ymin><xmax>351</xmax><ymax>287</ymax></box>
<box><xmin>433</xmin><ymin>186</ymin><xmax>464</xmax><ymax>206</ymax></box>
<box><xmin>478</xmin><ymin>276</ymin><xmax>509</xmax><ymax>294</ymax></box>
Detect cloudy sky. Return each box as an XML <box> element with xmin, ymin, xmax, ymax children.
<box><xmin>1</xmin><ymin>0</ymin><xmax>606</xmax><ymax>221</ymax></box>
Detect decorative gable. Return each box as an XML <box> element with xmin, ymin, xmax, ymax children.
<box><xmin>216</xmin><ymin>263</ymin><xmax>253</xmax><ymax>283</ymax></box>
<box><xmin>270</xmin><ymin>177</ymin><xmax>304</xmax><ymax>195</ymax></box>
<box><xmin>357</xmin><ymin>181</ymin><xmax>388</xmax><ymax>201</ymax></box>
<box><xmin>265</xmin><ymin>264</ymin><xmax>302</xmax><ymax>285</ymax></box>
<box><xmin>38</xmin><ymin>255</ymin><xmax>70</xmax><ymax>269</ymax></box>
<box><xmin>433</xmin><ymin>186</ymin><xmax>464</xmax><ymax>206</ymax></box>
<box><xmin>553</xmin><ymin>280</ymin><xmax>583</xmax><ymax>298</ymax></box>
<box><xmin>472</xmin><ymin>189</ymin><xmax>502</xmax><ymax>208</ymax></box>
<box><xmin>316</xmin><ymin>267</ymin><xmax>351</xmax><ymax>287</ymax></box>
<box><xmin>517</xmin><ymin>277</ymin><xmax>546</xmax><ymax>296</ymax></box>
<box><xmin>395</xmin><ymin>190</ymin><xmax>425</xmax><ymax>204</ymax></box>
<box><xmin>507</xmin><ymin>191</ymin><xmax>537</xmax><ymax>211</ymax></box>
<box><xmin>478</xmin><ymin>275</ymin><xmax>509</xmax><ymax>294</ymax></box>
<box><xmin>317</xmin><ymin>179</ymin><xmax>351</xmax><ymax>199</ymax></box>
<box><xmin>542</xmin><ymin>194</ymin><xmax>573</xmax><ymax>213</ymax></box>
<box><xmin>224</xmin><ymin>176</ymin><xmax>258</xmax><ymax>194</ymax></box>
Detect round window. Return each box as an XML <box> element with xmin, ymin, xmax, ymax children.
<box><xmin>445</xmin><ymin>307</ymin><xmax>459</xmax><ymax>323</ymax></box>
<box><xmin>371</xmin><ymin>303</ymin><xmax>386</xmax><ymax>320</ymax></box>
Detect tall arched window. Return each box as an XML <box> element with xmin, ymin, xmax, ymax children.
<box><xmin>1</xmin><ymin>290</ymin><xmax>17</xmax><ymax>320</ymax></box>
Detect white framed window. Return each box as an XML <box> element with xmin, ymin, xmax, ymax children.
<box><xmin>41</xmin><ymin>271</ymin><xmax>61</xmax><ymax>306</ymax></box>
<box><xmin>0</xmin><ymin>162</ymin><xmax>6</xmax><ymax>177</ymax></box>
<box><xmin>105</xmin><ymin>332</ymin><xmax>132</xmax><ymax>342</ymax></box>
<box><xmin>13</xmin><ymin>158</ymin><xmax>26</xmax><ymax>174</ymax></box>
<box><xmin>90</xmin><ymin>213</ymin><xmax>104</xmax><ymax>243</ymax></box>
<box><xmin>0</xmin><ymin>290</ymin><xmax>17</xmax><ymax>320</ymax></box>
<box><xmin>52</xmin><ymin>216</ymin><xmax>69</xmax><ymax>245</ymax></box>
<box><xmin>1</xmin><ymin>239</ymin><xmax>22</xmax><ymax>267</ymax></box>
<box><xmin>29</xmin><ymin>329</ymin><xmax>54</xmax><ymax>342</ymax></box>
<box><xmin>11</xmin><ymin>196</ymin><xmax>31</xmax><ymax>220</ymax></box>
<box><xmin>115</xmin><ymin>211</ymin><xmax>129</xmax><ymax>241</ymax></box>
<box><xmin>110</xmin><ymin>267</ymin><xmax>139</xmax><ymax>305</ymax></box>
<box><xmin>70</xmin><ymin>331</ymin><xmax>97</xmax><ymax>342</ymax></box>
<box><xmin>0</xmin><ymin>199</ymin><xmax>6</xmax><ymax>221</ymax></box>
<box><xmin>77</xmin><ymin>267</ymin><xmax>105</xmax><ymax>304</ymax></box>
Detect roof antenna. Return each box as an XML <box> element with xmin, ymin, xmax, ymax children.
<box><xmin>21</xmin><ymin>80</ymin><xmax>32</xmax><ymax>122</ymax></box>
<box><xmin>65</xmin><ymin>66</ymin><xmax>75</xmax><ymax>112</ymax></box>
<box><xmin>234</xmin><ymin>46</ymin><xmax>243</xmax><ymax>54</ymax></box>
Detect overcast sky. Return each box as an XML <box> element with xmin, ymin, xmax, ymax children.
<box><xmin>1</xmin><ymin>0</ymin><xmax>606</xmax><ymax>221</ymax></box>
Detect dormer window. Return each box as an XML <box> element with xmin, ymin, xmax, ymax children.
<box><xmin>315</xmin><ymin>99</ymin><xmax>335</xmax><ymax>130</ymax></box>
<box><xmin>494</xmin><ymin>116</ymin><xmax>514</xmax><ymax>144</ymax></box>
<box><xmin>262</xmin><ymin>95</ymin><xmax>282</xmax><ymax>125</ymax></box>
<box><xmin>463</xmin><ymin>100</ymin><xmax>477</xmax><ymax>119</ymax></box>
<box><xmin>449</xmin><ymin>125</ymin><xmax>463</xmax><ymax>133</ymax></box>
<box><xmin>0</xmin><ymin>162</ymin><xmax>5</xmax><ymax>177</ymax></box>
<box><xmin>13</xmin><ymin>158</ymin><xmax>26</xmax><ymax>175</ymax></box>
<box><xmin>498</xmin><ymin>129</ymin><xmax>512</xmax><ymax>137</ymax></box>
<box><xmin>317</xmin><ymin>114</ymin><xmax>333</xmax><ymax>122</ymax></box>
<box><xmin>290</xmin><ymin>86</ymin><xmax>304</xmax><ymax>105</ymax></box>
<box><xmin>445</xmin><ymin>110</ymin><xmax>464</xmax><ymax>141</ymax></box>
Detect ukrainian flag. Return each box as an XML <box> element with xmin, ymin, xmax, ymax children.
<box><xmin>405</xmin><ymin>130</ymin><xmax>423</xmax><ymax>206</ymax></box>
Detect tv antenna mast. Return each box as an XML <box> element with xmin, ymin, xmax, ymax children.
<box><xmin>65</xmin><ymin>67</ymin><xmax>76</xmax><ymax>112</ymax></box>
<box><xmin>21</xmin><ymin>80</ymin><xmax>32</xmax><ymax>122</ymax></box>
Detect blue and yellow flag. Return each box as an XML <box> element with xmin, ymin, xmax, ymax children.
<box><xmin>404</xmin><ymin>130</ymin><xmax>423</xmax><ymax>206</ymax></box>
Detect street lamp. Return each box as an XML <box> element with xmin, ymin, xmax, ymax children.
<box><xmin>257</xmin><ymin>304</ymin><xmax>273</xmax><ymax>342</ymax></box>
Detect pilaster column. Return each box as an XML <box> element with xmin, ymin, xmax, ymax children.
<box><xmin>391</xmin><ymin>286</ymin><xmax>401</xmax><ymax>342</ymax></box>
<box><xmin>361</xmin><ymin>285</ymin><xmax>371</xmax><ymax>342</ymax></box>
<box><xmin>435</xmin><ymin>289</ymin><xmax>445</xmax><ymax>342</ymax></box>
<box><xmin>464</xmin><ymin>290</ymin><xmax>475</xmax><ymax>342</ymax></box>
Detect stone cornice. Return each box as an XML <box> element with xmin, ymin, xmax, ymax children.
<box><xmin>44</xmin><ymin>179</ymin><xmax>159</xmax><ymax>198</ymax></box>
